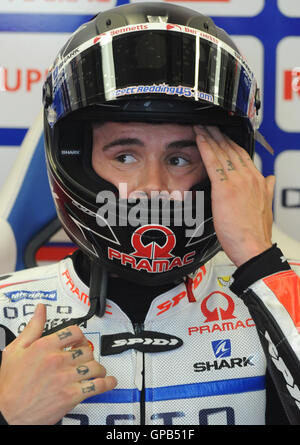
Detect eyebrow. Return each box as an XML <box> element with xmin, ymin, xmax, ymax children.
<box><xmin>102</xmin><ymin>138</ymin><xmax>144</xmax><ymax>151</ymax></box>
<box><xmin>167</xmin><ymin>140</ymin><xmax>198</xmax><ymax>150</ymax></box>
<box><xmin>102</xmin><ymin>138</ymin><xmax>197</xmax><ymax>151</ymax></box>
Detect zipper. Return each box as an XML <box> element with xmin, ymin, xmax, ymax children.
<box><xmin>133</xmin><ymin>323</ymin><xmax>145</xmax><ymax>425</ymax></box>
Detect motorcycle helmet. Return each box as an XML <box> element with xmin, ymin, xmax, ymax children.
<box><xmin>43</xmin><ymin>2</ymin><xmax>262</xmax><ymax>320</ymax></box>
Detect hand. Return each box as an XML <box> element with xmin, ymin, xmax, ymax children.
<box><xmin>0</xmin><ymin>304</ymin><xmax>117</xmax><ymax>425</ymax></box>
<box><xmin>194</xmin><ymin>125</ymin><xmax>275</xmax><ymax>267</ymax></box>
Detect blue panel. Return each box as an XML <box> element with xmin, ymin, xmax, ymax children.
<box><xmin>82</xmin><ymin>388</ymin><xmax>140</xmax><ymax>404</ymax></box>
<box><xmin>0</xmin><ymin>128</ymin><xmax>28</xmax><ymax>146</ymax></box>
<box><xmin>145</xmin><ymin>375</ymin><xmax>266</xmax><ymax>402</ymax></box>
<box><xmin>81</xmin><ymin>375</ymin><xmax>265</xmax><ymax>404</ymax></box>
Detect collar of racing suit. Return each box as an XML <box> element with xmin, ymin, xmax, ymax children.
<box><xmin>42</xmin><ymin>249</ymin><xmax>211</xmax><ymax>337</ymax></box>
<box><xmin>72</xmin><ymin>250</ymin><xmax>177</xmax><ymax>323</ymax></box>
<box><xmin>58</xmin><ymin>249</ymin><xmax>212</xmax><ymax>325</ymax></box>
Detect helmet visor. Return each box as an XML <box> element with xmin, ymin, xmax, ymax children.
<box><xmin>45</xmin><ymin>23</ymin><xmax>258</xmax><ymax>128</ymax></box>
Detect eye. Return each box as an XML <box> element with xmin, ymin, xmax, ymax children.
<box><xmin>168</xmin><ymin>156</ymin><xmax>190</xmax><ymax>166</ymax></box>
<box><xmin>116</xmin><ymin>153</ymin><xmax>136</xmax><ymax>164</ymax></box>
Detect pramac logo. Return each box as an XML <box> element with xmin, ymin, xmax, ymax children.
<box><xmin>131</xmin><ymin>225</ymin><xmax>175</xmax><ymax>259</ymax></box>
<box><xmin>188</xmin><ymin>291</ymin><xmax>255</xmax><ymax>336</ymax></box>
<box><xmin>201</xmin><ymin>291</ymin><xmax>236</xmax><ymax>322</ymax></box>
<box><xmin>108</xmin><ymin>224</ymin><xmax>195</xmax><ymax>273</ymax></box>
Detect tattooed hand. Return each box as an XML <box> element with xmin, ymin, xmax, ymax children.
<box><xmin>0</xmin><ymin>304</ymin><xmax>117</xmax><ymax>425</ymax></box>
<box><xmin>194</xmin><ymin>125</ymin><xmax>275</xmax><ymax>267</ymax></box>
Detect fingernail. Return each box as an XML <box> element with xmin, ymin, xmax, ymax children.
<box><xmin>194</xmin><ymin>125</ymin><xmax>205</xmax><ymax>135</ymax></box>
<box><xmin>197</xmin><ymin>134</ymin><xmax>206</xmax><ymax>142</ymax></box>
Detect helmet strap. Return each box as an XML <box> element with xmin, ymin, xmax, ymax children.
<box><xmin>89</xmin><ymin>260</ymin><xmax>108</xmax><ymax>318</ymax></box>
<box><xmin>41</xmin><ymin>261</ymin><xmax>108</xmax><ymax>338</ymax></box>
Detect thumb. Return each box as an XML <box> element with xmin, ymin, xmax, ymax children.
<box><xmin>17</xmin><ymin>304</ymin><xmax>46</xmax><ymax>348</ymax></box>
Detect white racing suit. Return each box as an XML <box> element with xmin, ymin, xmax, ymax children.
<box><xmin>0</xmin><ymin>244</ymin><xmax>299</xmax><ymax>425</ymax></box>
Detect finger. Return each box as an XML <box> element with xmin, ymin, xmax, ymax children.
<box><xmin>65</xmin><ymin>345</ymin><xmax>94</xmax><ymax>365</ymax></box>
<box><xmin>43</xmin><ymin>325</ymin><xmax>89</xmax><ymax>351</ymax></box>
<box><xmin>78</xmin><ymin>376</ymin><xmax>118</xmax><ymax>402</ymax></box>
<box><xmin>195</xmin><ymin>126</ymin><xmax>229</xmax><ymax>164</ymax></box>
<box><xmin>222</xmin><ymin>132</ymin><xmax>254</xmax><ymax>168</ymax></box>
<box><xmin>194</xmin><ymin>129</ymin><xmax>228</xmax><ymax>183</ymax></box>
<box><xmin>17</xmin><ymin>304</ymin><xmax>46</xmax><ymax>349</ymax></box>
<box><xmin>205</xmin><ymin>126</ymin><xmax>254</xmax><ymax>174</ymax></box>
<box><xmin>73</xmin><ymin>361</ymin><xmax>107</xmax><ymax>382</ymax></box>
<box><xmin>195</xmin><ymin>125</ymin><xmax>240</xmax><ymax>177</ymax></box>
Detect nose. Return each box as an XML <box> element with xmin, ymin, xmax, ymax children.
<box><xmin>133</xmin><ymin>162</ymin><xmax>169</xmax><ymax>198</ymax></box>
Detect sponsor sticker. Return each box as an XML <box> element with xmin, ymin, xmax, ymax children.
<box><xmin>212</xmin><ymin>339</ymin><xmax>231</xmax><ymax>358</ymax></box>
<box><xmin>4</xmin><ymin>289</ymin><xmax>57</xmax><ymax>302</ymax></box>
<box><xmin>188</xmin><ymin>291</ymin><xmax>255</xmax><ymax>335</ymax></box>
<box><xmin>101</xmin><ymin>331</ymin><xmax>183</xmax><ymax>355</ymax></box>
<box><xmin>108</xmin><ymin>225</ymin><xmax>196</xmax><ymax>274</ymax></box>
<box><xmin>193</xmin><ymin>338</ymin><xmax>255</xmax><ymax>373</ymax></box>
<box><xmin>113</xmin><ymin>84</ymin><xmax>214</xmax><ymax>102</ymax></box>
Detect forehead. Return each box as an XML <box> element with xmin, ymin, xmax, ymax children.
<box><xmin>93</xmin><ymin>121</ymin><xmax>195</xmax><ymax>139</ymax></box>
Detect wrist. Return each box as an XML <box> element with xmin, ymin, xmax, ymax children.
<box><xmin>232</xmin><ymin>242</ymin><xmax>273</xmax><ymax>268</ymax></box>
<box><xmin>230</xmin><ymin>244</ymin><xmax>291</xmax><ymax>295</ymax></box>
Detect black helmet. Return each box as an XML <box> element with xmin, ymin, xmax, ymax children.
<box><xmin>43</xmin><ymin>2</ymin><xmax>261</xmax><ymax>292</ymax></box>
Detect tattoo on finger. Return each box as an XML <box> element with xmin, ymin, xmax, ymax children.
<box><xmin>82</xmin><ymin>382</ymin><xmax>96</xmax><ymax>394</ymax></box>
<box><xmin>77</xmin><ymin>365</ymin><xmax>89</xmax><ymax>376</ymax></box>
<box><xmin>216</xmin><ymin>168</ymin><xmax>227</xmax><ymax>181</ymax></box>
<box><xmin>57</xmin><ymin>330</ymin><xmax>72</xmax><ymax>341</ymax></box>
<box><xmin>72</xmin><ymin>349</ymin><xmax>83</xmax><ymax>360</ymax></box>
<box><xmin>226</xmin><ymin>160</ymin><xmax>235</xmax><ymax>171</ymax></box>
<box><xmin>239</xmin><ymin>156</ymin><xmax>246</xmax><ymax>166</ymax></box>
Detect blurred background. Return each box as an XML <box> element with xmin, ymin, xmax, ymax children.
<box><xmin>0</xmin><ymin>0</ymin><xmax>299</xmax><ymax>272</ymax></box>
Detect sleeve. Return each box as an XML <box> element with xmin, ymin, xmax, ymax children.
<box><xmin>230</xmin><ymin>244</ymin><xmax>300</xmax><ymax>425</ymax></box>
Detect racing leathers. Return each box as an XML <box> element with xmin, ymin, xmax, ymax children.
<box><xmin>0</xmin><ymin>244</ymin><xmax>299</xmax><ymax>425</ymax></box>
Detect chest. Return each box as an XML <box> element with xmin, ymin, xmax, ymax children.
<box><xmin>74</xmin><ymin>294</ymin><xmax>266</xmax><ymax>426</ymax></box>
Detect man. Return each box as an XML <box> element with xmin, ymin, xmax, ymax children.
<box><xmin>0</xmin><ymin>2</ymin><xmax>299</xmax><ymax>425</ymax></box>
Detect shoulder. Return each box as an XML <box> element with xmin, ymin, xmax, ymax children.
<box><xmin>0</xmin><ymin>260</ymin><xmax>64</xmax><ymax>303</ymax></box>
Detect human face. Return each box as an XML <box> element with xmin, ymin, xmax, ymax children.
<box><xmin>92</xmin><ymin>121</ymin><xmax>207</xmax><ymax>199</ymax></box>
